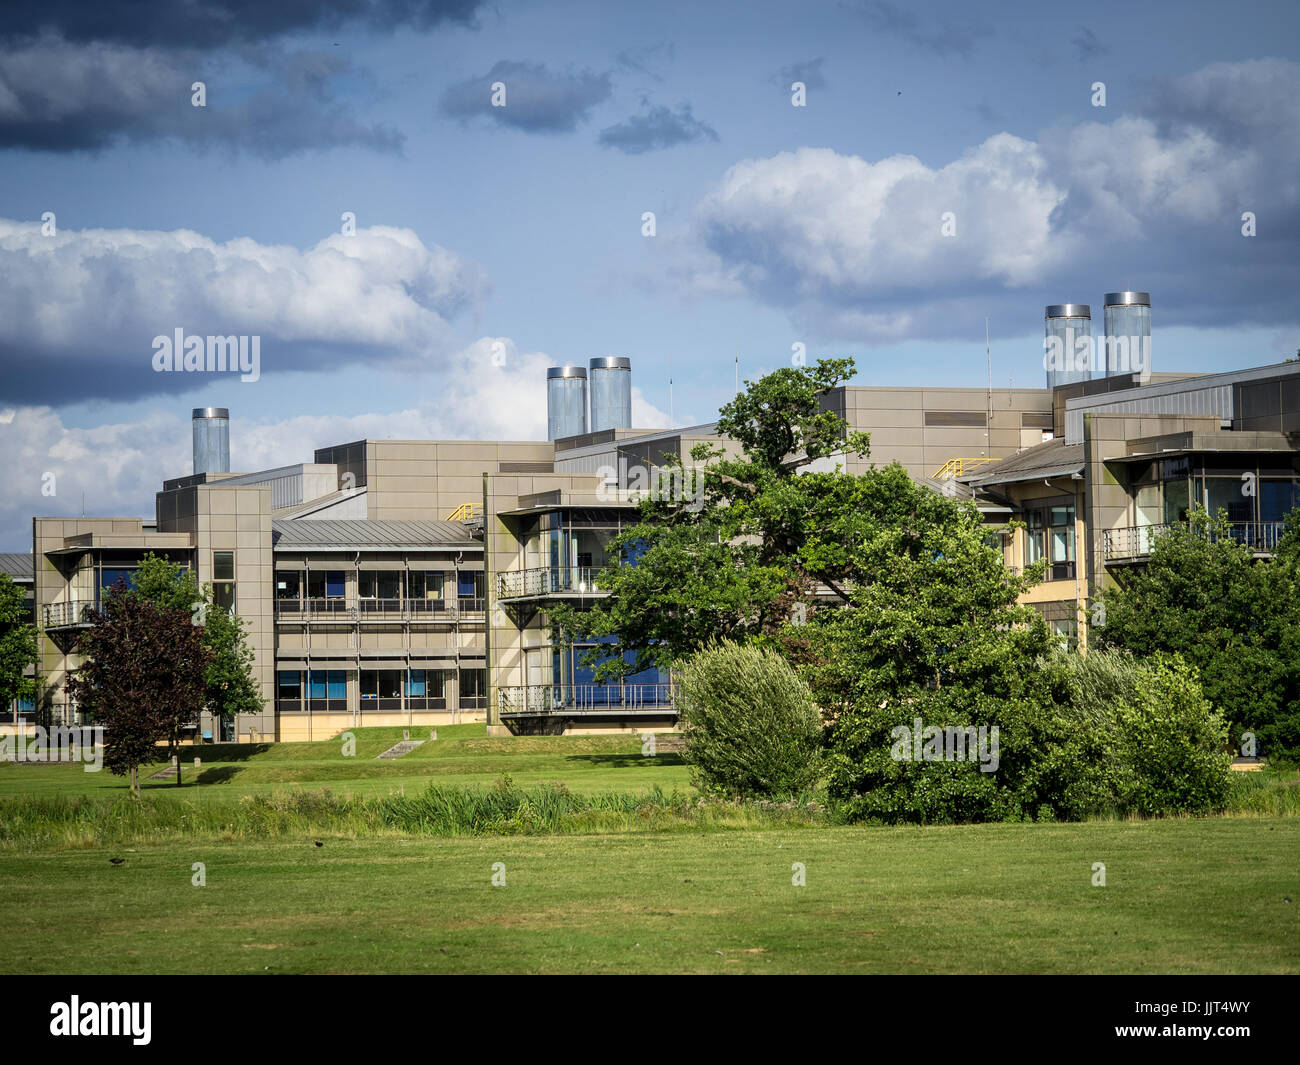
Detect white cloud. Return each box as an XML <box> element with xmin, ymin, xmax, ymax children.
<box><xmin>0</xmin><ymin>221</ymin><xmax>488</xmax><ymax>402</ymax></box>
<box><xmin>677</xmin><ymin>58</ymin><xmax>1300</xmax><ymax>343</ymax></box>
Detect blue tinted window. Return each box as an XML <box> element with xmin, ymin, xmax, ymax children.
<box><xmin>405</xmin><ymin>670</ymin><xmax>426</xmax><ymax>697</ymax></box>
<box><xmin>326</xmin><ymin>571</ymin><xmax>345</xmax><ymax>598</ymax></box>
<box><xmin>327</xmin><ymin>671</ymin><xmax>345</xmax><ymax>699</ymax></box>
<box><xmin>458</xmin><ymin>572</ymin><xmax>476</xmax><ymax>597</ymax></box>
<box><xmin>309</xmin><ymin>671</ymin><xmax>327</xmax><ymax>699</ymax></box>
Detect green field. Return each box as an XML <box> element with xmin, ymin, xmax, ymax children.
<box><xmin>2</xmin><ymin>726</ymin><xmax>1298</xmax><ymax>973</ymax></box>
<box><xmin>0</xmin><ymin>724</ymin><xmax>692</xmax><ymax>799</ymax></box>
<box><xmin>3</xmin><ymin>820</ymin><xmax>1298</xmax><ymax>973</ymax></box>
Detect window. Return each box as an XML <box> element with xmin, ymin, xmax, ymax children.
<box><xmin>276</xmin><ymin>671</ymin><xmax>302</xmax><ymax>709</ymax></box>
<box><xmin>360</xmin><ymin>669</ymin><xmax>402</xmax><ymax>710</ymax></box>
<box><xmin>276</xmin><ymin>571</ymin><xmax>301</xmax><ymax>599</ymax></box>
<box><xmin>405</xmin><ymin>669</ymin><xmax>446</xmax><ymax>710</ymax></box>
<box><xmin>359</xmin><ymin>571</ymin><xmax>401</xmax><ymax>612</ymax></box>
<box><xmin>1024</xmin><ymin>502</ymin><xmax>1075</xmax><ymax>580</ymax></box>
<box><xmin>459</xmin><ymin>669</ymin><xmax>486</xmax><ymax>709</ymax></box>
<box><xmin>212</xmin><ymin>551</ymin><xmax>236</xmax><ymax>613</ymax></box>
<box><xmin>408</xmin><ymin>571</ymin><xmax>444</xmax><ymax>600</ymax></box>
<box><xmin>308</xmin><ymin>670</ymin><xmax>347</xmax><ymax>710</ymax></box>
<box><xmin>307</xmin><ymin>571</ymin><xmax>346</xmax><ymax>599</ymax></box>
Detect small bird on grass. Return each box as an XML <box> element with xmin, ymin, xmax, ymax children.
<box><xmin>314</xmin><ymin>840</ymin><xmax>323</xmax><ymax>847</ymax></box>
<box><xmin>109</xmin><ymin>858</ymin><xmax>125</xmax><ymax>865</ymax></box>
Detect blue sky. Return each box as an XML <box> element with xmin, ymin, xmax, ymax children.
<box><xmin>1</xmin><ymin>0</ymin><xmax>1298</xmax><ymax>546</ymax></box>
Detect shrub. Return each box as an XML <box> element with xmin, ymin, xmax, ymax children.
<box><xmin>677</xmin><ymin>640</ymin><xmax>823</xmax><ymax>799</ymax></box>
<box><xmin>825</xmin><ymin>649</ymin><xmax>1233</xmax><ymax>824</ymax></box>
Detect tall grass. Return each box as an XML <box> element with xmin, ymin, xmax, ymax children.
<box><xmin>0</xmin><ymin>775</ymin><xmax>832</xmax><ymax>849</ymax></box>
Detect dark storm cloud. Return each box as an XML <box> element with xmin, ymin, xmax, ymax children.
<box><xmin>0</xmin><ymin>39</ymin><xmax>403</xmax><ymax>155</ymax></box>
<box><xmin>598</xmin><ymin>103</ymin><xmax>718</xmax><ymax>154</ymax></box>
<box><xmin>440</xmin><ymin>60</ymin><xmax>613</xmax><ymax>133</ymax></box>
<box><xmin>0</xmin><ymin>0</ymin><xmax>483</xmax><ymax>49</ymax></box>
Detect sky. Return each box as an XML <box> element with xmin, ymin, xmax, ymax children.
<box><xmin>1</xmin><ymin>0</ymin><xmax>1299</xmax><ymax>548</ymax></box>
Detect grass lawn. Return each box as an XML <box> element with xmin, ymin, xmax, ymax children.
<box><xmin>0</xmin><ymin>724</ymin><xmax>692</xmax><ymax>800</ymax></box>
<box><xmin>3</xmin><ymin>726</ymin><xmax>1298</xmax><ymax>973</ymax></box>
<box><xmin>2</xmin><ymin>818</ymin><xmax>1297</xmax><ymax>974</ymax></box>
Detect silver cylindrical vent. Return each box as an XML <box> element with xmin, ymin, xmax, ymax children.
<box><xmin>1103</xmin><ymin>292</ymin><xmax>1152</xmax><ymax>381</ymax></box>
<box><xmin>547</xmin><ymin>367</ymin><xmax>588</xmax><ymax>441</ymax></box>
<box><xmin>1045</xmin><ymin>305</ymin><xmax>1092</xmax><ymax>390</ymax></box>
<box><xmin>588</xmin><ymin>356</ymin><xmax>631</xmax><ymax>432</ymax></box>
<box><xmin>192</xmin><ymin>407</ymin><xmax>230</xmax><ymax>475</ymax></box>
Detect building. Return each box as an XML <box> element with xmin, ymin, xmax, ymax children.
<box><xmin>961</xmin><ymin>361</ymin><xmax>1300</xmax><ymax>647</ymax></box>
<box><xmin>24</xmin><ymin>339</ymin><xmax>1300</xmax><ymax>741</ymax></box>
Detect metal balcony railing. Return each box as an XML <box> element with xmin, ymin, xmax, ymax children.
<box><xmin>42</xmin><ymin>600</ymin><xmax>96</xmax><ymax>629</ymax></box>
<box><xmin>274</xmin><ymin>598</ymin><xmax>485</xmax><ymax>621</ymax></box>
<box><xmin>497</xmin><ymin>683</ymin><xmax>677</xmax><ymax>717</ymax></box>
<box><xmin>1103</xmin><ymin>521</ymin><xmax>1287</xmax><ymax>561</ymax></box>
<box><xmin>496</xmin><ymin>567</ymin><xmax>606</xmax><ymax>600</ymax></box>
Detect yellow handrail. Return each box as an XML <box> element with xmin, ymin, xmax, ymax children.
<box><xmin>932</xmin><ymin>457</ymin><xmax>997</xmax><ymax>480</ymax></box>
<box><xmin>445</xmin><ymin>502</ymin><xmax>483</xmax><ymax>522</ymax></box>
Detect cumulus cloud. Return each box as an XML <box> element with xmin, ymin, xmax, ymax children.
<box><xmin>674</xmin><ymin>58</ymin><xmax>1300</xmax><ymax>343</ymax></box>
<box><xmin>0</xmin><ymin>221</ymin><xmax>489</xmax><ymax>403</ymax></box>
<box><xmin>0</xmin><ymin>335</ymin><xmax>671</xmax><ymax>547</ymax></box>
<box><xmin>439</xmin><ymin>60</ymin><xmax>613</xmax><ymax>133</ymax></box>
<box><xmin>598</xmin><ymin>102</ymin><xmax>718</xmax><ymax>154</ymax></box>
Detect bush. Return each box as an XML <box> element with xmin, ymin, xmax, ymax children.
<box><xmin>825</xmin><ymin>650</ymin><xmax>1233</xmax><ymax>824</ymax></box>
<box><xmin>677</xmin><ymin>640</ymin><xmax>823</xmax><ymax>799</ymax></box>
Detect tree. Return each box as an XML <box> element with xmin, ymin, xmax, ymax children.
<box><xmin>128</xmin><ymin>553</ymin><xmax>264</xmax><ymax>740</ymax></box>
<box><xmin>66</xmin><ymin>585</ymin><xmax>210</xmax><ymax>796</ymax></box>
<box><xmin>1094</xmin><ymin>506</ymin><xmax>1300</xmax><ymax>763</ymax></box>
<box><xmin>550</xmin><ymin>358</ymin><xmax>871</xmax><ymax>677</ymax></box>
<box><xmin>0</xmin><ymin>573</ymin><xmax>37</xmax><ymax>718</ymax></box>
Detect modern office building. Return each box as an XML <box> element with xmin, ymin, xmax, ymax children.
<box><xmin>23</xmin><ymin>340</ymin><xmax>1300</xmax><ymax>741</ymax></box>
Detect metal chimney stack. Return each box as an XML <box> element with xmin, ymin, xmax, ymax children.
<box><xmin>588</xmin><ymin>356</ymin><xmax>632</xmax><ymax>432</ymax></box>
<box><xmin>546</xmin><ymin>367</ymin><xmax>588</xmax><ymax>441</ymax></box>
<box><xmin>192</xmin><ymin>407</ymin><xmax>230</xmax><ymax>476</ymax></box>
<box><xmin>1103</xmin><ymin>292</ymin><xmax>1152</xmax><ymax>382</ymax></box>
<box><xmin>1044</xmin><ymin>305</ymin><xmax>1092</xmax><ymax>390</ymax></box>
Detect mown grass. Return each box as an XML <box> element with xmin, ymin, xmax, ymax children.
<box><xmin>0</xmin><ymin>724</ymin><xmax>692</xmax><ymax>800</ymax></box>
<box><xmin>2</xmin><ymin>818</ymin><xmax>1297</xmax><ymax>974</ymax></box>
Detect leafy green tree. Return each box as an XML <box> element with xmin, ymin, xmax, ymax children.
<box><xmin>1094</xmin><ymin>507</ymin><xmax>1300</xmax><ymax>762</ymax></box>
<box><xmin>807</xmin><ymin>467</ymin><xmax>1055</xmax><ymax>822</ymax></box>
<box><xmin>66</xmin><ymin>587</ymin><xmax>210</xmax><ymax>796</ymax></box>
<box><xmin>0</xmin><ymin>573</ymin><xmax>37</xmax><ymax>717</ymax></box>
<box><xmin>550</xmin><ymin>358</ymin><xmax>870</xmax><ymax>677</ymax></box>
<box><xmin>128</xmin><ymin>553</ymin><xmax>264</xmax><ymax>738</ymax></box>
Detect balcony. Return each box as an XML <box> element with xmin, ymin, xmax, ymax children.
<box><xmin>1103</xmin><ymin>521</ymin><xmax>1287</xmax><ymax>562</ymax></box>
<box><xmin>496</xmin><ymin>567</ymin><xmax>607</xmax><ymax>601</ymax></box>
<box><xmin>42</xmin><ymin>600</ymin><xmax>96</xmax><ymax>629</ymax></box>
<box><xmin>497</xmin><ymin>683</ymin><xmax>676</xmax><ymax>718</ymax></box>
<box><xmin>274</xmin><ymin>598</ymin><xmax>485</xmax><ymax>622</ymax></box>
